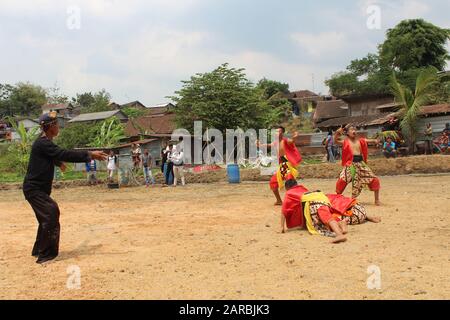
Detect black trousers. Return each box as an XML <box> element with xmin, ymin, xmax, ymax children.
<box><xmin>26</xmin><ymin>192</ymin><xmax>61</xmax><ymax>263</ymax></box>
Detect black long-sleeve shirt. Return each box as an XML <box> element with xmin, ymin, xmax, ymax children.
<box><xmin>23</xmin><ymin>136</ymin><xmax>91</xmax><ymax>198</ymax></box>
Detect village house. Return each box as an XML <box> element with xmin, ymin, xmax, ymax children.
<box><xmin>146</xmin><ymin>103</ymin><xmax>176</xmax><ymax>115</ymax></box>
<box><xmin>118</xmin><ymin>101</ymin><xmax>147</xmax><ymax>110</ymax></box>
<box><xmin>285</xmin><ymin>90</ymin><xmax>323</xmax><ymax>116</ymax></box>
<box><xmin>417</xmin><ymin>103</ymin><xmax>450</xmax><ymax>138</ymax></box>
<box><xmin>314</xmin><ymin>94</ymin><xmax>399</xmax><ymax>135</ymax></box>
<box><xmin>313</xmin><ymin>100</ymin><xmax>349</xmax><ymax>128</ymax></box>
<box><xmin>41</xmin><ymin>103</ymin><xmax>77</xmax><ymax>128</ymax></box>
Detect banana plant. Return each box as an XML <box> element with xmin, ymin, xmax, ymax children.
<box><xmin>6</xmin><ymin>117</ymin><xmax>40</xmax><ymax>174</ymax></box>
<box><xmin>88</xmin><ymin>117</ymin><xmax>126</xmax><ymax>148</ymax></box>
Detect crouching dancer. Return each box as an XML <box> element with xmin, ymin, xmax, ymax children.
<box><xmin>23</xmin><ymin>112</ymin><xmax>108</xmax><ymax>264</ymax></box>
<box><xmin>281</xmin><ymin>179</ymin><xmax>381</xmax><ymax>244</ymax></box>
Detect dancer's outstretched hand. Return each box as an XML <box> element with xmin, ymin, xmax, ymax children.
<box><xmin>90</xmin><ymin>151</ymin><xmax>108</xmax><ymax>161</ymax></box>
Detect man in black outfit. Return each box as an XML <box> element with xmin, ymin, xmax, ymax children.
<box><xmin>23</xmin><ymin>112</ymin><xmax>108</xmax><ymax>264</ymax></box>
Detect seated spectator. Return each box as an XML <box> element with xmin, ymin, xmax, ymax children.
<box><xmin>383</xmin><ymin>137</ymin><xmax>397</xmax><ymax>158</ymax></box>
<box><xmin>434</xmin><ymin>132</ymin><xmax>449</xmax><ymax>153</ymax></box>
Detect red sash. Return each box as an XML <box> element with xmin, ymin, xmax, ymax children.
<box><xmin>282</xmin><ymin>137</ymin><xmax>302</xmax><ymax>167</ymax></box>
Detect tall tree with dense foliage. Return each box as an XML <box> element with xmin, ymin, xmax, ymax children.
<box><xmin>8</xmin><ymin>83</ymin><xmax>47</xmax><ymax>116</ymax></box>
<box><xmin>170</xmin><ymin>63</ymin><xmax>282</xmax><ymax>133</ymax></box>
<box><xmin>72</xmin><ymin>90</ymin><xmax>112</xmax><ymax>113</ymax></box>
<box><xmin>380</xmin><ymin>19</ymin><xmax>450</xmax><ymax>72</ymax></box>
<box><xmin>326</xmin><ymin>19</ymin><xmax>449</xmax><ymax>97</ymax></box>
<box><xmin>256</xmin><ymin>78</ymin><xmax>290</xmax><ymax>99</ymax></box>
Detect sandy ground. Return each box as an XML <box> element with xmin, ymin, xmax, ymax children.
<box><xmin>0</xmin><ymin>174</ymin><xmax>449</xmax><ymax>300</ymax></box>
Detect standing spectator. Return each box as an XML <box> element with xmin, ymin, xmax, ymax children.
<box><xmin>434</xmin><ymin>131</ymin><xmax>449</xmax><ymax>153</ymax></box>
<box><xmin>142</xmin><ymin>149</ymin><xmax>155</xmax><ymax>187</ymax></box>
<box><xmin>325</xmin><ymin>130</ymin><xmax>336</xmax><ymax>163</ymax></box>
<box><xmin>107</xmin><ymin>150</ymin><xmax>118</xmax><ymax>182</ymax></box>
<box><xmin>383</xmin><ymin>137</ymin><xmax>397</xmax><ymax>158</ymax></box>
<box><xmin>131</xmin><ymin>143</ymin><xmax>142</xmax><ymax>170</ymax></box>
<box><xmin>161</xmin><ymin>144</ymin><xmax>168</xmax><ymax>174</ymax></box>
<box><xmin>424</xmin><ymin>123</ymin><xmax>433</xmax><ymax>155</ymax></box>
<box><xmin>171</xmin><ymin>145</ymin><xmax>186</xmax><ymax>187</ymax></box>
<box><xmin>85</xmin><ymin>159</ymin><xmax>97</xmax><ymax>185</ymax></box>
<box><xmin>163</xmin><ymin>144</ymin><xmax>174</xmax><ymax>186</ymax></box>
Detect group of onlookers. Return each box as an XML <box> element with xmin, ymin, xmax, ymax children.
<box><xmin>82</xmin><ymin>141</ymin><xmax>187</xmax><ymax>187</ymax></box>
<box><xmin>160</xmin><ymin>143</ymin><xmax>186</xmax><ymax>187</ymax></box>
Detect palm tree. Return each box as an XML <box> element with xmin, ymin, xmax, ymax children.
<box><xmin>391</xmin><ymin>67</ymin><xmax>439</xmax><ymax>154</ymax></box>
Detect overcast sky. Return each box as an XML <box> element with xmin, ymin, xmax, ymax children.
<box><xmin>0</xmin><ymin>0</ymin><xmax>449</xmax><ymax>105</ymax></box>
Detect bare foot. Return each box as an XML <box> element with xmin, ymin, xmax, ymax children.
<box><xmin>375</xmin><ymin>200</ymin><xmax>381</xmax><ymax>206</ymax></box>
<box><xmin>331</xmin><ymin>235</ymin><xmax>347</xmax><ymax>244</ymax></box>
<box><xmin>339</xmin><ymin>220</ymin><xmax>348</xmax><ymax>234</ymax></box>
<box><xmin>367</xmin><ymin>215</ymin><xmax>382</xmax><ymax>223</ymax></box>
<box><xmin>274</xmin><ymin>201</ymin><xmax>282</xmax><ymax>206</ymax></box>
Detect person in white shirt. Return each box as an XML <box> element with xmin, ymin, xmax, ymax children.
<box><xmin>107</xmin><ymin>150</ymin><xmax>118</xmax><ymax>181</ymax></box>
<box><xmin>171</xmin><ymin>145</ymin><xmax>185</xmax><ymax>186</ymax></box>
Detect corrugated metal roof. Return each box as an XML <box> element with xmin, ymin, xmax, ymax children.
<box><xmin>69</xmin><ymin>110</ymin><xmax>125</xmax><ymax>123</ymax></box>
<box><xmin>316</xmin><ymin>112</ymin><xmax>399</xmax><ymax>128</ymax></box>
<box><xmin>419</xmin><ymin>104</ymin><xmax>450</xmax><ymax>115</ymax></box>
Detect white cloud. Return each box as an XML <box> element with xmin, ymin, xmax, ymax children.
<box><xmin>290</xmin><ymin>31</ymin><xmax>347</xmax><ymax>58</ymax></box>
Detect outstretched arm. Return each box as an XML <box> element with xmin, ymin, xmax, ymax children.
<box><xmin>41</xmin><ymin>139</ymin><xmax>108</xmax><ymax>163</ymax></box>
<box><xmin>334</xmin><ymin>128</ymin><xmax>344</xmax><ymax>146</ymax></box>
<box><xmin>286</xmin><ymin>132</ymin><xmax>299</xmax><ymax>145</ymax></box>
<box><xmin>280</xmin><ymin>213</ymin><xmax>286</xmax><ymax>234</ymax></box>
<box><xmin>256</xmin><ymin>140</ymin><xmax>276</xmax><ymax>149</ymax></box>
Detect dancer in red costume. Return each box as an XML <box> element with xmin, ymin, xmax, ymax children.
<box><xmin>256</xmin><ymin>126</ymin><xmax>302</xmax><ymax>206</ymax></box>
<box><xmin>334</xmin><ymin>125</ymin><xmax>381</xmax><ymax>206</ymax></box>
<box><xmin>280</xmin><ymin>179</ymin><xmax>381</xmax><ymax>244</ymax></box>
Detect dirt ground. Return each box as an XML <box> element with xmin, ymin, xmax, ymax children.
<box><xmin>0</xmin><ymin>174</ymin><xmax>449</xmax><ymax>300</ymax></box>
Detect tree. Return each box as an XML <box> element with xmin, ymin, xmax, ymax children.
<box><xmin>256</xmin><ymin>78</ymin><xmax>290</xmax><ymax>99</ymax></box>
<box><xmin>8</xmin><ymin>82</ymin><xmax>47</xmax><ymax>116</ymax></box>
<box><xmin>74</xmin><ymin>90</ymin><xmax>112</xmax><ymax>113</ymax></box>
<box><xmin>122</xmin><ymin>107</ymin><xmax>146</xmax><ymax>119</ymax></box>
<box><xmin>55</xmin><ymin>123</ymin><xmax>99</xmax><ymax>149</ymax></box>
<box><xmin>72</xmin><ymin>92</ymin><xmax>96</xmax><ymax>109</ymax></box>
<box><xmin>170</xmin><ymin>63</ymin><xmax>282</xmax><ymax>133</ymax></box>
<box><xmin>47</xmin><ymin>84</ymin><xmax>69</xmax><ymax>104</ymax></box>
<box><xmin>0</xmin><ymin>84</ymin><xmax>14</xmax><ymax>117</ymax></box>
<box><xmin>326</xmin><ymin>19</ymin><xmax>449</xmax><ymax>97</ymax></box>
<box><xmin>391</xmin><ymin>67</ymin><xmax>439</xmax><ymax>154</ymax></box>
<box><xmin>380</xmin><ymin>19</ymin><xmax>450</xmax><ymax>72</ymax></box>
<box><xmin>5</xmin><ymin>117</ymin><xmax>40</xmax><ymax>174</ymax></box>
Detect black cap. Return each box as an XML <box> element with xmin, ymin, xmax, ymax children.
<box><xmin>39</xmin><ymin>111</ymin><xmax>58</xmax><ymax>126</ymax></box>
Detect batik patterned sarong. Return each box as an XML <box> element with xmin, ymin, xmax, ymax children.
<box><xmin>339</xmin><ymin>162</ymin><xmax>377</xmax><ymax>198</ymax></box>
